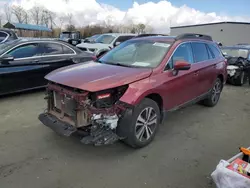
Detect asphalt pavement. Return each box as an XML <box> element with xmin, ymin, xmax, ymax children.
<box><xmin>0</xmin><ymin>85</ymin><xmax>250</xmax><ymax>188</ymax></box>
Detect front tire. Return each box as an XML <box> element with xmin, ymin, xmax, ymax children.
<box><xmin>202</xmin><ymin>78</ymin><xmax>223</xmax><ymax>107</ymax></box>
<box><xmin>120</xmin><ymin>98</ymin><xmax>160</xmax><ymax>148</ymax></box>
<box><xmin>234</xmin><ymin>71</ymin><xmax>246</xmax><ymax>86</ymax></box>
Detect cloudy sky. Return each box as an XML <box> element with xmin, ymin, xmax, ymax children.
<box><xmin>0</xmin><ymin>0</ymin><xmax>249</xmax><ymax>33</ymax></box>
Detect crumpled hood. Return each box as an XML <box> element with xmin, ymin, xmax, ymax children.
<box><xmin>45</xmin><ymin>61</ymin><xmax>152</xmax><ymax>92</ymax></box>
<box><xmin>76</xmin><ymin>42</ymin><xmax>111</xmax><ymax>50</ymax></box>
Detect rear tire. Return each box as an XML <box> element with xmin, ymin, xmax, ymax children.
<box><xmin>119</xmin><ymin>98</ymin><xmax>160</xmax><ymax>148</ymax></box>
<box><xmin>202</xmin><ymin>78</ymin><xmax>223</xmax><ymax>107</ymax></box>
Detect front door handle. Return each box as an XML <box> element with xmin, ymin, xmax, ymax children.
<box><xmin>33</xmin><ymin>59</ymin><xmax>39</xmax><ymax>63</ymax></box>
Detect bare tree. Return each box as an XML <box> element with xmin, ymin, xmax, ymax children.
<box><xmin>66</xmin><ymin>24</ymin><xmax>76</xmax><ymax>32</ymax></box>
<box><xmin>67</xmin><ymin>13</ymin><xmax>73</xmax><ymax>26</ymax></box>
<box><xmin>145</xmin><ymin>25</ymin><xmax>153</xmax><ymax>33</ymax></box>
<box><xmin>58</xmin><ymin>16</ymin><xmax>67</xmax><ymax>31</ymax></box>
<box><xmin>30</xmin><ymin>6</ymin><xmax>43</xmax><ymax>25</ymax></box>
<box><xmin>65</xmin><ymin>13</ymin><xmax>75</xmax><ymax>31</ymax></box>
<box><xmin>4</xmin><ymin>3</ymin><xmax>12</xmax><ymax>22</ymax></box>
<box><xmin>137</xmin><ymin>23</ymin><xmax>146</xmax><ymax>34</ymax></box>
<box><xmin>12</xmin><ymin>5</ymin><xmax>28</xmax><ymax>23</ymax></box>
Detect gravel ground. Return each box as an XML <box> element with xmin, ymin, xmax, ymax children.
<box><xmin>0</xmin><ymin>85</ymin><xmax>250</xmax><ymax>188</ymax></box>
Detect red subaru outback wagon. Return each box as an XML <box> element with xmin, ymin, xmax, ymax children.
<box><xmin>39</xmin><ymin>33</ymin><xmax>227</xmax><ymax>148</ymax></box>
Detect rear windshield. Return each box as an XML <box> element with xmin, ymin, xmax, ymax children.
<box><xmin>60</xmin><ymin>33</ymin><xmax>70</xmax><ymax>39</ymax></box>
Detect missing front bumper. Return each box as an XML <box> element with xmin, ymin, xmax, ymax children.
<box><xmin>39</xmin><ymin>113</ymin><xmax>77</xmax><ymax>137</ymax></box>
<box><xmin>38</xmin><ymin>113</ymin><xmax>120</xmax><ymax>146</ymax></box>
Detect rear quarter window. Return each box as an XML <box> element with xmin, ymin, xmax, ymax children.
<box><xmin>207</xmin><ymin>43</ymin><xmax>223</xmax><ymax>58</ymax></box>
<box><xmin>44</xmin><ymin>43</ymin><xmax>64</xmax><ymax>55</ymax></box>
<box><xmin>62</xmin><ymin>45</ymin><xmax>74</xmax><ymax>54</ymax></box>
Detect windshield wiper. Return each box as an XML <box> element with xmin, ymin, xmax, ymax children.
<box><xmin>97</xmin><ymin>60</ymin><xmax>138</xmax><ymax>68</ymax></box>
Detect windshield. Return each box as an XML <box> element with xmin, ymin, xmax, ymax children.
<box><xmin>91</xmin><ymin>34</ymin><xmax>100</xmax><ymax>39</ymax></box>
<box><xmin>95</xmin><ymin>34</ymin><xmax>115</xmax><ymax>44</ymax></box>
<box><xmin>86</xmin><ymin>34</ymin><xmax>101</xmax><ymax>42</ymax></box>
<box><xmin>71</xmin><ymin>33</ymin><xmax>79</xmax><ymax>39</ymax></box>
<box><xmin>221</xmin><ymin>48</ymin><xmax>249</xmax><ymax>59</ymax></box>
<box><xmin>99</xmin><ymin>40</ymin><xmax>171</xmax><ymax>68</ymax></box>
<box><xmin>60</xmin><ymin>33</ymin><xmax>70</xmax><ymax>39</ymax></box>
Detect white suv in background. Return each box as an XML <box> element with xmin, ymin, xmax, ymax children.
<box><xmin>76</xmin><ymin>33</ymin><xmax>136</xmax><ymax>57</ymax></box>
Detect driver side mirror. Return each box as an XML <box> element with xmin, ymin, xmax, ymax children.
<box><xmin>0</xmin><ymin>54</ymin><xmax>14</xmax><ymax>64</ymax></box>
<box><xmin>174</xmin><ymin>60</ymin><xmax>191</xmax><ymax>71</ymax></box>
<box><xmin>114</xmin><ymin>41</ymin><xmax>121</xmax><ymax>47</ymax></box>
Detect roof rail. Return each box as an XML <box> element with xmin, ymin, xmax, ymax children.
<box><xmin>175</xmin><ymin>33</ymin><xmax>212</xmax><ymax>41</ymax></box>
<box><xmin>134</xmin><ymin>34</ymin><xmax>168</xmax><ymax>38</ymax></box>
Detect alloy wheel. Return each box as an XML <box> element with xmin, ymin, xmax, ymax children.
<box><xmin>211</xmin><ymin>80</ymin><xmax>222</xmax><ymax>104</ymax></box>
<box><xmin>135</xmin><ymin>107</ymin><xmax>157</xmax><ymax>142</ymax></box>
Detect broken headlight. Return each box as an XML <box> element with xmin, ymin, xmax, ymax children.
<box><xmin>90</xmin><ymin>85</ymin><xmax>128</xmax><ymax>108</ymax></box>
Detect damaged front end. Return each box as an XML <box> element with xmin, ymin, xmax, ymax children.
<box><xmin>39</xmin><ymin>82</ymin><xmax>132</xmax><ymax>146</ymax></box>
<box><xmin>226</xmin><ymin>56</ymin><xmax>250</xmax><ymax>85</ymax></box>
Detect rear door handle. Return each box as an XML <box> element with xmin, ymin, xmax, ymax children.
<box><xmin>33</xmin><ymin>59</ymin><xmax>39</xmax><ymax>63</ymax></box>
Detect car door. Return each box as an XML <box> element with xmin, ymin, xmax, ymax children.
<box><xmin>0</xmin><ymin>42</ymin><xmax>44</xmax><ymax>94</ymax></box>
<box><xmin>191</xmin><ymin>42</ymin><xmax>218</xmax><ymax>96</ymax></box>
<box><xmin>161</xmin><ymin>42</ymin><xmax>201</xmax><ymax>110</ymax></box>
<box><xmin>37</xmin><ymin>42</ymin><xmax>76</xmax><ymax>86</ymax></box>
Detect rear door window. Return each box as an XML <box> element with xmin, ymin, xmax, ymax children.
<box><xmin>191</xmin><ymin>42</ymin><xmax>209</xmax><ymax>62</ymax></box>
<box><xmin>0</xmin><ymin>32</ymin><xmax>8</xmax><ymax>42</ymax></box>
<box><xmin>44</xmin><ymin>43</ymin><xmax>64</xmax><ymax>55</ymax></box>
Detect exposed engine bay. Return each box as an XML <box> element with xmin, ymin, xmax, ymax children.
<box><xmin>39</xmin><ymin>82</ymin><xmax>130</xmax><ymax>146</ymax></box>
<box><xmin>226</xmin><ymin>56</ymin><xmax>250</xmax><ymax>86</ymax></box>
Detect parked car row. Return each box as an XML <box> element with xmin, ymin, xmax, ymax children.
<box><xmin>0</xmin><ymin>39</ymin><xmax>95</xmax><ymax>95</ymax></box>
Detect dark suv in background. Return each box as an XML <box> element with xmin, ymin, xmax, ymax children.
<box><xmin>39</xmin><ymin>33</ymin><xmax>227</xmax><ymax>148</ymax></box>
<box><xmin>221</xmin><ymin>45</ymin><xmax>250</xmax><ymax>86</ymax></box>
